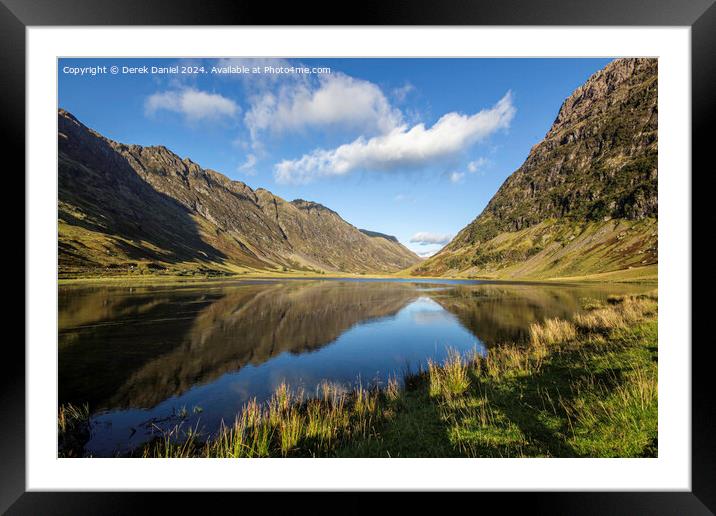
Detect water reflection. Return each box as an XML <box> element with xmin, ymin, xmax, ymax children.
<box><xmin>58</xmin><ymin>278</ymin><xmax>649</xmax><ymax>455</ymax></box>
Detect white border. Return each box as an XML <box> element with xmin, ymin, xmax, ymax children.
<box><xmin>27</xmin><ymin>27</ymin><xmax>691</xmax><ymax>491</ymax></box>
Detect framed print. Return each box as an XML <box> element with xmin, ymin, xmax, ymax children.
<box><xmin>5</xmin><ymin>0</ymin><xmax>714</xmax><ymax>512</ymax></box>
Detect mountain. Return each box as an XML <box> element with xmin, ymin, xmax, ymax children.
<box><xmin>412</xmin><ymin>58</ymin><xmax>658</xmax><ymax>280</ymax></box>
<box><xmin>58</xmin><ymin>110</ymin><xmax>418</xmax><ymax>277</ymax></box>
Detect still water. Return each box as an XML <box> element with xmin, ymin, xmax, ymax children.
<box><xmin>58</xmin><ymin>278</ymin><xmax>649</xmax><ymax>456</ymax></box>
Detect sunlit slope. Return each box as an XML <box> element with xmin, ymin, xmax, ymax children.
<box><xmin>413</xmin><ymin>58</ymin><xmax>658</xmax><ymax>280</ymax></box>
<box><xmin>408</xmin><ymin>218</ymin><xmax>656</xmax><ymax>280</ymax></box>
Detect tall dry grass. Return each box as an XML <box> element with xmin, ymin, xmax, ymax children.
<box><xmin>529</xmin><ymin>318</ymin><xmax>577</xmax><ymax>346</ymax></box>
<box><xmin>428</xmin><ymin>348</ymin><xmax>470</xmax><ymax>398</ymax></box>
<box><xmin>58</xmin><ymin>403</ymin><xmax>89</xmax><ymax>434</ymax></box>
<box><xmin>574</xmin><ymin>295</ymin><xmax>657</xmax><ymax>332</ymax></box>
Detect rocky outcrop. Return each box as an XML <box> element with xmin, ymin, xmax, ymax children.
<box><xmin>359</xmin><ymin>229</ymin><xmax>400</xmax><ymax>243</ymax></box>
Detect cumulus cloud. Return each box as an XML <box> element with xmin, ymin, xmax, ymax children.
<box><xmin>245</xmin><ymin>73</ymin><xmax>402</xmax><ymax>142</ymax></box>
<box><xmin>410</xmin><ymin>232</ymin><xmax>453</xmax><ymax>246</ymax></box>
<box><xmin>274</xmin><ymin>91</ymin><xmax>515</xmax><ymax>184</ymax></box>
<box><xmin>145</xmin><ymin>88</ymin><xmax>239</xmax><ymax>122</ymax></box>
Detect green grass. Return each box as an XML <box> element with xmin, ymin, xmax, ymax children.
<box><xmin>410</xmin><ymin>218</ymin><xmax>658</xmax><ymax>282</ymax></box>
<box><xmin>57</xmin><ymin>269</ymin><xmax>415</xmax><ymax>287</ymax></box>
<box><xmin>106</xmin><ymin>292</ymin><xmax>657</xmax><ymax>458</ymax></box>
<box><xmin>428</xmin><ymin>349</ymin><xmax>471</xmax><ymax>399</ymax></box>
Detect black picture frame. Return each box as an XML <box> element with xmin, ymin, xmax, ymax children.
<box><xmin>4</xmin><ymin>0</ymin><xmax>713</xmax><ymax>513</ymax></box>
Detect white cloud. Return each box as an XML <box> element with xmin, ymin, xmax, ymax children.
<box><xmin>274</xmin><ymin>91</ymin><xmax>515</xmax><ymax>185</ymax></box>
<box><xmin>467</xmin><ymin>157</ymin><xmax>490</xmax><ymax>173</ymax></box>
<box><xmin>416</xmin><ymin>249</ymin><xmax>439</xmax><ymax>258</ymax></box>
<box><xmin>410</xmin><ymin>232</ymin><xmax>453</xmax><ymax>246</ymax></box>
<box><xmin>245</xmin><ymin>73</ymin><xmax>402</xmax><ymax>142</ymax></box>
<box><xmin>449</xmin><ymin>171</ymin><xmax>465</xmax><ymax>184</ymax></box>
<box><xmin>238</xmin><ymin>154</ymin><xmax>258</xmax><ymax>176</ymax></box>
<box><xmin>145</xmin><ymin>88</ymin><xmax>239</xmax><ymax>122</ymax></box>
<box><xmin>392</xmin><ymin>82</ymin><xmax>415</xmax><ymax>103</ymax></box>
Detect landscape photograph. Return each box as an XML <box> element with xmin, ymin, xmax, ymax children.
<box><xmin>57</xmin><ymin>57</ymin><xmax>658</xmax><ymax>458</ymax></box>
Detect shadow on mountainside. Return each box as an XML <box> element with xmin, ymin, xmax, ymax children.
<box><xmin>58</xmin><ymin>110</ymin><xmax>228</xmax><ymax>272</ymax></box>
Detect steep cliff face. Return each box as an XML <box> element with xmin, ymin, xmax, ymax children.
<box><xmin>58</xmin><ymin>110</ymin><xmax>418</xmax><ymax>277</ymax></box>
<box><xmin>413</xmin><ymin>58</ymin><xmax>657</xmax><ymax>279</ymax></box>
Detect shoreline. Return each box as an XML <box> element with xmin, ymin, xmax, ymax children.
<box><xmin>58</xmin><ymin>264</ymin><xmax>658</xmax><ymax>287</ymax></box>
<box><xmin>59</xmin><ymin>292</ymin><xmax>658</xmax><ymax>458</ymax></box>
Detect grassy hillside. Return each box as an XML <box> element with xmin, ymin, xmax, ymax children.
<box><xmin>409</xmin><ymin>218</ymin><xmax>656</xmax><ymax>280</ymax></box>
<box><xmin>415</xmin><ymin>58</ymin><xmax>658</xmax><ymax>280</ymax></box>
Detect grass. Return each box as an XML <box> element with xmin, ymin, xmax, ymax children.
<box><xmin>408</xmin><ymin>218</ymin><xmax>658</xmax><ymax>283</ymax></box>
<box><xmin>60</xmin><ymin>292</ymin><xmax>658</xmax><ymax>458</ymax></box>
<box><xmin>57</xmin><ymin>270</ymin><xmax>411</xmax><ymax>287</ymax></box>
<box><xmin>428</xmin><ymin>349</ymin><xmax>471</xmax><ymax>399</ymax></box>
<box><xmin>58</xmin><ymin>403</ymin><xmax>90</xmax><ymax>457</ymax></box>
<box><xmin>544</xmin><ymin>265</ymin><xmax>658</xmax><ymax>284</ymax></box>
<box><xmin>529</xmin><ymin>318</ymin><xmax>577</xmax><ymax>346</ymax></box>
<box><xmin>573</xmin><ymin>292</ymin><xmax>657</xmax><ymax>332</ymax></box>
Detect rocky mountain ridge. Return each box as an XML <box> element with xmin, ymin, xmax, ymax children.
<box><xmin>58</xmin><ymin>110</ymin><xmax>418</xmax><ymax>277</ymax></box>
<box><xmin>413</xmin><ymin>58</ymin><xmax>658</xmax><ymax>279</ymax></box>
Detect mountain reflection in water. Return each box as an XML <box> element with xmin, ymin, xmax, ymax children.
<box><xmin>58</xmin><ymin>278</ymin><xmax>649</xmax><ymax>455</ymax></box>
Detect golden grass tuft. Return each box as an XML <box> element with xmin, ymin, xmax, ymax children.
<box><xmin>529</xmin><ymin>318</ymin><xmax>577</xmax><ymax>346</ymax></box>
<box><xmin>385</xmin><ymin>376</ymin><xmax>400</xmax><ymax>401</ymax></box>
<box><xmin>279</xmin><ymin>409</ymin><xmax>303</xmax><ymax>456</ymax></box>
<box><xmin>428</xmin><ymin>348</ymin><xmax>470</xmax><ymax>398</ymax></box>
<box><xmin>574</xmin><ymin>295</ymin><xmax>657</xmax><ymax>332</ymax></box>
<box><xmin>58</xmin><ymin>403</ymin><xmax>89</xmax><ymax>434</ymax></box>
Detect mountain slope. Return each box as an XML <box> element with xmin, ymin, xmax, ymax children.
<box><xmin>413</xmin><ymin>58</ymin><xmax>658</xmax><ymax>280</ymax></box>
<box><xmin>58</xmin><ymin>110</ymin><xmax>418</xmax><ymax>277</ymax></box>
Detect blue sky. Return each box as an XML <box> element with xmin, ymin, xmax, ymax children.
<box><xmin>58</xmin><ymin>57</ymin><xmax>612</xmax><ymax>256</ymax></box>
